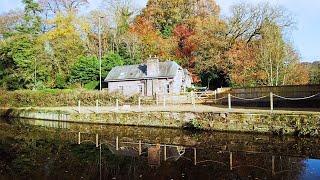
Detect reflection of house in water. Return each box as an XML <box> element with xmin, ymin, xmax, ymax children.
<box><xmin>103</xmin><ymin>139</ymin><xmax>186</xmax><ymax>167</ymax></box>
<box><xmin>148</xmin><ymin>144</ymin><xmax>161</xmax><ymax>166</ymax></box>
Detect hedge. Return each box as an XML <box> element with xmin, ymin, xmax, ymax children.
<box><xmin>0</xmin><ymin>89</ymin><xmax>137</xmax><ymax>107</ymax></box>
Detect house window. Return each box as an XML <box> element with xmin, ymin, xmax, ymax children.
<box><xmin>138</xmin><ymin>85</ymin><xmax>143</xmax><ymax>94</ymax></box>
<box><xmin>166</xmin><ymin>84</ymin><xmax>170</xmax><ymax>94</ymax></box>
<box><xmin>118</xmin><ymin>86</ymin><xmax>124</xmax><ymax>94</ymax></box>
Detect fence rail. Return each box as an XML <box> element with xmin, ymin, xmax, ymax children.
<box><xmin>74</xmin><ymin>85</ymin><xmax>320</xmax><ymax>113</ymax></box>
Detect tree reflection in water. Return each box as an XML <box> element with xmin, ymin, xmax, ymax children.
<box><xmin>0</xmin><ymin>119</ymin><xmax>319</xmax><ymax>179</ymax></box>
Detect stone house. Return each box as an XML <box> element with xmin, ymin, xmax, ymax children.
<box><xmin>104</xmin><ymin>58</ymin><xmax>192</xmax><ymax>96</ymax></box>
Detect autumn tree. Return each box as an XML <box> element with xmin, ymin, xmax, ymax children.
<box><xmin>39</xmin><ymin>0</ymin><xmax>89</xmax><ymax>14</ymax></box>
<box><xmin>40</xmin><ymin>11</ymin><xmax>85</xmax><ymax>87</ymax></box>
<box><xmin>0</xmin><ymin>10</ymin><xmax>23</xmax><ymax>38</ymax></box>
<box><xmin>102</xmin><ymin>0</ymin><xmax>142</xmax><ymax>64</ymax></box>
<box><xmin>130</xmin><ymin>16</ymin><xmax>173</xmax><ymax>60</ymax></box>
<box><xmin>226</xmin><ymin>2</ymin><xmax>294</xmax><ymax>46</ymax></box>
<box><xmin>226</xmin><ymin>41</ymin><xmax>265</xmax><ymax>87</ymax></box>
<box><xmin>225</xmin><ymin>2</ymin><xmax>308</xmax><ymax>87</ymax></box>
<box><xmin>140</xmin><ymin>0</ymin><xmax>220</xmax><ymax>37</ymax></box>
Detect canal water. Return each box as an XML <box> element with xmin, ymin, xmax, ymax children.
<box><xmin>0</xmin><ymin>118</ymin><xmax>320</xmax><ymax>179</ymax></box>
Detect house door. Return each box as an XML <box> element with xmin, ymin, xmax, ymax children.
<box><xmin>138</xmin><ymin>84</ymin><xmax>145</xmax><ymax>96</ymax></box>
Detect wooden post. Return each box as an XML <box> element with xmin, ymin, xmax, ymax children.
<box><xmin>164</xmin><ymin>145</ymin><xmax>167</xmax><ymax>161</ymax></box>
<box><xmin>156</xmin><ymin>94</ymin><xmax>159</xmax><ymax>105</ymax></box>
<box><xmin>270</xmin><ymin>92</ymin><xmax>274</xmax><ymax>112</ymax></box>
<box><xmin>99</xmin><ymin>142</ymin><xmax>102</xmax><ymax>180</ymax></box>
<box><xmin>78</xmin><ymin>132</ymin><xmax>81</xmax><ymax>144</ymax></box>
<box><xmin>192</xmin><ymin>91</ymin><xmax>196</xmax><ymax>109</ymax></box>
<box><xmin>116</xmin><ymin>136</ymin><xmax>119</xmax><ymax>151</ymax></box>
<box><xmin>96</xmin><ymin>99</ymin><xmax>99</xmax><ymax>113</ymax></box>
<box><xmin>138</xmin><ymin>140</ymin><xmax>142</xmax><ymax>155</ymax></box>
<box><xmin>228</xmin><ymin>93</ymin><xmax>231</xmax><ymax>110</ymax></box>
<box><xmin>230</xmin><ymin>152</ymin><xmax>233</xmax><ymax>170</ymax></box>
<box><xmin>116</xmin><ymin>99</ymin><xmax>119</xmax><ymax>110</ymax></box>
<box><xmin>78</xmin><ymin>100</ymin><xmax>81</xmax><ymax>113</ymax></box>
<box><xmin>138</xmin><ymin>97</ymin><xmax>141</xmax><ymax>111</ymax></box>
<box><xmin>190</xmin><ymin>91</ymin><xmax>193</xmax><ymax>104</ymax></box>
<box><xmin>96</xmin><ymin>134</ymin><xmax>99</xmax><ymax>148</ymax></box>
<box><xmin>272</xmin><ymin>155</ymin><xmax>275</xmax><ymax>175</ymax></box>
<box><xmin>194</xmin><ymin>148</ymin><xmax>197</xmax><ymax>165</ymax></box>
<box><xmin>214</xmin><ymin>90</ymin><xmax>217</xmax><ymax>104</ymax></box>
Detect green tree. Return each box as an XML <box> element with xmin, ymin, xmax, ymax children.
<box><xmin>17</xmin><ymin>0</ymin><xmax>42</xmax><ymax>35</ymax></box>
<box><xmin>0</xmin><ymin>0</ymin><xmax>45</xmax><ymax>90</ymax></box>
<box><xmin>69</xmin><ymin>52</ymin><xmax>124</xmax><ymax>86</ymax></box>
<box><xmin>41</xmin><ymin>11</ymin><xmax>85</xmax><ymax>87</ymax></box>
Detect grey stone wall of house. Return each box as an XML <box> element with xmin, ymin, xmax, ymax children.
<box><xmin>108</xmin><ymin>80</ymin><xmax>144</xmax><ymax>96</ymax></box>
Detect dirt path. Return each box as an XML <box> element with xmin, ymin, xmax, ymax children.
<box><xmin>22</xmin><ymin>104</ymin><xmax>320</xmax><ymax>115</ymax></box>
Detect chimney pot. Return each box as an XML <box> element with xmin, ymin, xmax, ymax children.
<box><xmin>147</xmin><ymin>57</ymin><xmax>160</xmax><ymax>77</ymax></box>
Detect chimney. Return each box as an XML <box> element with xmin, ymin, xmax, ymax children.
<box><xmin>147</xmin><ymin>57</ymin><xmax>160</xmax><ymax>77</ymax></box>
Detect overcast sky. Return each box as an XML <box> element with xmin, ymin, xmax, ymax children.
<box><xmin>0</xmin><ymin>0</ymin><xmax>319</xmax><ymax>62</ymax></box>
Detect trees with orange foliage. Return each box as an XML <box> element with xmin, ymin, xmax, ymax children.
<box><xmin>129</xmin><ymin>17</ymin><xmax>174</xmax><ymax>61</ymax></box>
<box><xmin>172</xmin><ymin>24</ymin><xmax>195</xmax><ymax>67</ymax></box>
<box><xmin>226</xmin><ymin>42</ymin><xmax>265</xmax><ymax>87</ymax></box>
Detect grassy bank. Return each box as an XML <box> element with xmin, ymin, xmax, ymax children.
<box><xmin>0</xmin><ymin>89</ymin><xmax>137</xmax><ymax>107</ymax></box>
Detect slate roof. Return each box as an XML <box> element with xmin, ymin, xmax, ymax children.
<box><xmin>105</xmin><ymin>61</ymin><xmax>180</xmax><ymax>82</ymax></box>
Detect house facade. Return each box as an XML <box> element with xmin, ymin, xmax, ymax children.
<box><xmin>104</xmin><ymin>58</ymin><xmax>192</xmax><ymax>96</ymax></box>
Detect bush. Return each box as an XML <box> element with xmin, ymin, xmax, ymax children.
<box><xmin>84</xmin><ymin>81</ymin><xmax>99</xmax><ymax>90</ymax></box>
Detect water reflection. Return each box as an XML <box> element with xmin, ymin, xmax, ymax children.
<box><xmin>1</xmin><ymin>118</ymin><xmax>320</xmax><ymax>179</ymax></box>
<box><xmin>79</xmin><ymin>133</ymin><xmax>309</xmax><ymax>179</ymax></box>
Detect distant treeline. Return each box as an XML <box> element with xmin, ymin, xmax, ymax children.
<box><xmin>303</xmin><ymin>61</ymin><xmax>320</xmax><ymax>85</ymax></box>
<box><xmin>0</xmin><ymin>0</ymin><xmax>315</xmax><ymax>91</ymax></box>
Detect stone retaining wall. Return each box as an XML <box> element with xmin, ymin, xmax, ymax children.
<box><xmin>1</xmin><ymin>108</ymin><xmax>320</xmax><ymax>136</ymax></box>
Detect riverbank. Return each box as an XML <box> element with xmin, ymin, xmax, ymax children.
<box><xmin>1</xmin><ymin>105</ymin><xmax>320</xmax><ymax>136</ymax></box>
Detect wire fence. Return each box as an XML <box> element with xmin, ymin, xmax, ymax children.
<box><xmin>73</xmin><ymin>89</ymin><xmax>320</xmax><ymax>113</ymax></box>
<box><xmin>215</xmin><ymin>91</ymin><xmax>320</xmax><ymax>110</ymax></box>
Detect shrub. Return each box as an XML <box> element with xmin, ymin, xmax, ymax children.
<box><xmin>84</xmin><ymin>81</ymin><xmax>99</xmax><ymax>90</ymax></box>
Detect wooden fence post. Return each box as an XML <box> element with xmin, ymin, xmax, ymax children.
<box><xmin>139</xmin><ymin>140</ymin><xmax>142</xmax><ymax>155</ymax></box>
<box><xmin>230</xmin><ymin>152</ymin><xmax>233</xmax><ymax>170</ymax></box>
<box><xmin>78</xmin><ymin>100</ymin><xmax>81</xmax><ymax>113</ymax></box>
<box><xmin>116</xmin><ymin>99</ymin><xmax>119</xmax><ymax>110</ymax></box>
<box><xmin>194</xmin><ymin>148</ymin><xmax>197</xmax><ymax>165</ymax></box>
<box><xmin>214</xmin><ymin>90</ymin><xmax>217</xmax><ymax>104</ymax></box>
<box><xmin>272</xmin><ymin>155</ymin><xmax>275</xmax><ymax>175</ymax></box>
<box><xmin>228</xmin><ymin>93</ymin><xmax>231</xmax><ymax>110</ymax></box>
<box><xmin>192</xmin><ymin>92</ymin><xmax>196</xmax><ymax>109</ymax></box>
<box><xmin>116</xmin><ymin>136</ymin><xmax>119</xmax><ymax>151</ymax></box>
<box><xmin>138</xmin><ymin>97</ymin><xmax>141</xmax><ymax>111</ymax></box>
<box><xmin>164</xmin><ymin>145</ymin><xmax>167</xmax><ymax>161</ymax></box>
<box><xmin>156</xmin><ymin>94</ymin><xmax>159</xmax><ymax>106</ymax></box>
<box><xmin>96</xmin><ymin>134</ymin><xmax>99</xmax><ymax>148</ymax></box>
<box><xmin>190</xmin><ymin>91</ymin><xmax>193</xmax><ymax>104</ymax></box>
<box><xmin>78</xmin><ymin>132</ymin><xmax>81</xmax><ymax>144</ymax></box>
<box><xmin>270</xmin><ymin>92</ymin><xmax>274</xmax><ymax>112</ymax></box>
<box><xmin>96</xmin><ymin>99</ymin><xmax>99</xmax><ymax>113</ymax></box>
